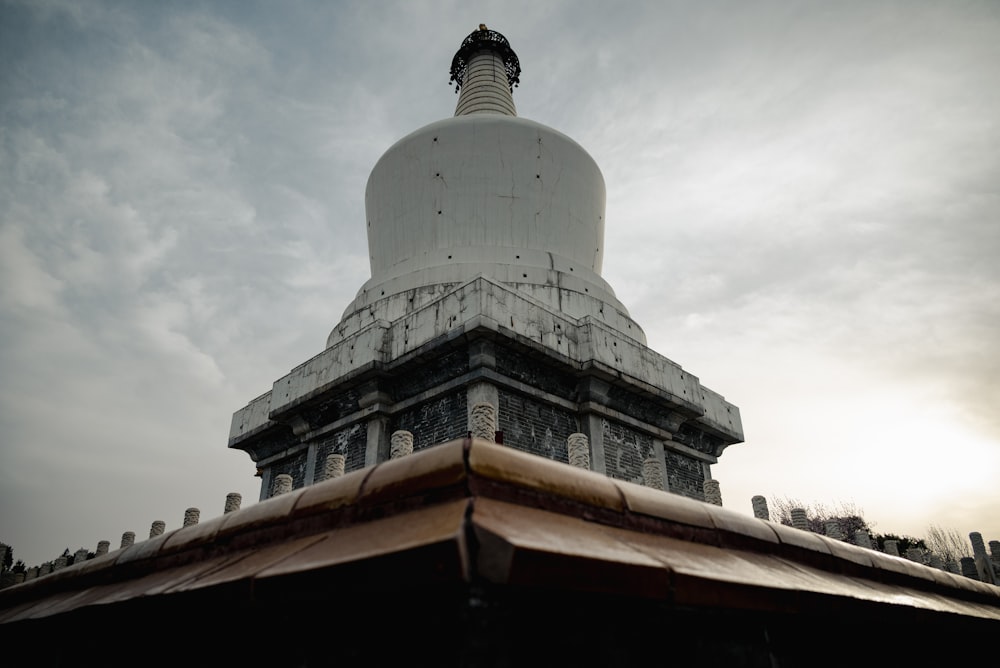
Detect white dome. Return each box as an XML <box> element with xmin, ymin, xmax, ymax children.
<box><xmin>327</xmin><ymin>33</ymin><xmax>644</xmax><ymax>348</ymax></box>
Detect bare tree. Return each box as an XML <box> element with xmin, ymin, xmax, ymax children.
<box><xmin>768</xmin><ymin>497</ymin><xmax>872</xmax><ymax>542</ymax></box>
<box><xmin>924</xmin><ymin>524</ymin><xmax>971</xmax><ymax>565</ymax></box>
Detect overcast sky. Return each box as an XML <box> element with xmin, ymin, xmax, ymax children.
<box><xmin>2</xmin><ymin>0</ymin><xmax>998</xmax><ymax>567</ymax></box>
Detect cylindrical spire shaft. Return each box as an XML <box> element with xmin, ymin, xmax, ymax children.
<box><xmin>455</xmin><ymin>51</ymin><xmax>516</xmax><ymax>116</ymax></box>
<box><xmin>450</xmin><ymin>25</ymin><xmax>520</xmax><ymax>117</ymax></box>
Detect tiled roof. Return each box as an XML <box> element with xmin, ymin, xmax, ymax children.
<box><xmin>3</xmin><ymin>438</ymin><xmax>999</xmax><ymax>626</ymax></box>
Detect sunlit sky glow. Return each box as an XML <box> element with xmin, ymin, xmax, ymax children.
<box><xmin>2</xmin><ymin>0</ymin><xmax>998</xmax><ymax>566</ymax></box>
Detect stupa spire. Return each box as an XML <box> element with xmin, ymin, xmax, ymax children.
<box><xmin>450</xmin><ymin>25</ymin><xmax>520</xmax><ymax>117</ymax></box>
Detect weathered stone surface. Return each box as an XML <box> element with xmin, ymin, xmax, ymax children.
<box><xmin>703</xmin><ymin>479</ymin><xmax>723</xmax><ymax>507</ymax></box>
<box><xmin>751</xmin><ymin>495</ymin><xmax>769</xmax><ymax>521</ymax></box>
<box><xmin>567</xmin><ymin>433</ymin><xmax>590</xmax><ymax>470</ymax></box>
<box><xmin>390</xmin><ymin>430</ymin><xmax>414</xmax><ymax>459</ymax></box>
<box><xmin>498</xmin><ymin>391</ymin><xmax>574</xmax><ymax>463</ymax></box>
<box><xmin>470</xmin><ymin>403</ymin><xmax>497</xmax><ymax>442</ymax></box>
<box><xmin>642</xmin><ymin>457</ymin><xmax>665</xmax><ymax>491</ymax></box>
<box><xmin>323</xmin><ymin>453</ymin><xmax>346</xmax><ymax>479</ymax></box>
<box><xmin>224</xmin><ymin>493</ymin><xmax>242</xmax><ymax>514</ymax></box>
<box><xmin>272</xmin><ymin>474</ymin><xmax>293</xmax><ymax>496</ymax></box>
<box><xmin>854</xmin><ymin>530</ymin><xmax>872</xmax><ymax>550</ymax></box>
<box><xmin>183</xmin><ymin>508</ymin><xmax>200</xmax><ymax>527</ymax></box>
<box><xmin>665</xmin><ymin>450</ymin><xmax>706</xmax><ymax>501</ymax></box>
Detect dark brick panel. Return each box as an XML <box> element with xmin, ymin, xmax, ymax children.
<box><xmin>602</xmin><ymin>419</ymin><xmax>653</xmax><ymax>484</ymax></box>
<box><xmin>391</xmin><ymin>390</ymin><xmax>468</xmax><ymax>451</ymax></box>
<box><xmin>242</xmin><ymin>425</ymin><xmax>298</xmax><ymax>462</ymax></box>
<box><xmin>606</xmin><ymin>385</ymin><xmax>673</xmax><ymax>431</ymax></box>
<box><xmin>498</xmin><ymin>390</ymin><xmax>576</xmax><ymax>463</ymax></box>
<box><xmin>495</xmin><ymin>347</ymin><xmax>577</xmax><ymax>400</ymax></box>
<box><xmin>299</xmin><ymin>389</ymin><xmax>361</xmax><ymax>432</ymax></box>
<box><xmin>675</xmin><ymin>423</ymin><xmax>723</xmax><ymax>456</ymax></box>
<box><xmin>665</xmin><ymin>449</ymin><xmax>705</xmax><ymax>501</ymax></box>
<box><xmin>271</xmin><ymin>450</ymin><xmax>309</xmax><ymax>492</ymax></box>
<box><xmin>315</xmin><ymin>423</ymin><xmax>368</xmax><ymax>476</ymax></box>
<box><xmin>389</xmin><ymin>349</ymin><xmax>469</xmax><ymax>401</ymax></box>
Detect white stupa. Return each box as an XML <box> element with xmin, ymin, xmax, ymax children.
<box><xmin>231</xmin><ymin>26</ymin><xmax>743</xmax><ymax>501</ymax></box>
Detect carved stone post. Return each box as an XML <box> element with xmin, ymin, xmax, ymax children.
<box><xmin>642</xmin><ymin>457</ymin><xmax>665</xmax><ymax>491</ymax></box>
<box><xmin>751</xmin><ymin>495</ymin><xmax>769</xmax><ymax>521</ymax></box>
<box><xmin>790</xmin><ymin>508</ymin><xmax>809</xmax><ymax>532</ymax></box>
<box><xmin>970</xmin><ymin>532</ymin><xmax>998</xmax><ymax>584</ymax></box>
<box><xmin>224</xmin><ymin>493</ymin><xmax>242</xmax><ymax>514</ymax></box>
<box><xmin>149</xmin><ymin>521</ymin><xmax>166</xmax><ymax>538</ymax></box>
<box><xmin>854</xmin><ymin>530</ymin><xmax>873</xmax><ymax>549</ymax></box>
<box><xmin>272</xmin><ymin>474</ymin><xmax>293</xmax><ymax>496</ymax></box>
<box><xmin>183</xmin><ymin>508</ymin><xmax>200</xmax><ymax>527</ymax></box>
<box><xmin>567</xmin><ymin>433</ymin><xmax>590</xmax><ymax>470</ymax></box>
<box><xmin>824</xmin><ymin>520</ymin><xmax>845</xmax><ymax>541</ymax></box>
<box><xmin>324</xmin><ymin>454</ymin><xmax>346</xmax><ymax>480</ymax></box>
<box><xmin>703</xmin><ymin>479</ymin><xmax>722</xmax><ymax>506</ymax></box>
<box><xmin>121</xmin><ymin>532</ymin><xmax>135</xmax><ymax>549</ymax></box>
<box><xmin>391</xmin><ymin>430</ymin><xmax>414</xmax><ymax>459</ymax></box>
<box><xmin>470</xmin><ymin>402</ymin><xmax>497</xmax><ymax>442</ymax></box>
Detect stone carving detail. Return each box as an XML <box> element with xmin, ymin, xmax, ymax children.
<box><xmin>120</xmin><ymin>532</ymin><xmax>135</xmax><ymax>549</ymax></box>
<box><xmin>642</xmin><ymin>457</ymin><xmax>665</xmax><ymax>491</ymax></box>
<box><xmin>751</xmin><ymin>495</ymin><xmax>769</xmax><ymax>521</ymax></box>
<box><xmin>970</xmin><ymin>532</ymin><xmax>998</xmax><ymax>584</ymax></box>
<box><xmin>183</xmin><ymin>508</ymin><xmax>200</xmax><ymax>527</ymax></box>
<box><xmin>703</xmin><ymin>479</ymin><xmax>723</xmax><ymax>506</ymax></box>
<box><xmin>323</xmin><ymin>454</ymin><xmax>346</xmax><ymax>480</ymax></box>
<box><xmin>854</xmin><ymin>530</ymin><xmax>873</xmax><ymax>549</ymax></box>
<box><xmin>391</xmin><ymin>430</ymin><xmax>414</xmax><ymax>459</ymax></box>
<box><xmin>224</xmin><ymin>493</ymin><xmax>242</xmax><ymax>514</ymax></box>
<box><xmin>790</xmin><ymin>508</ymin><xmax>808</xmax><ymax>532</ymax></box>
<box><xmin>824</xmin><ymin>520</ymin><xmax>845</xmax><ymax>541</ymax></box>
<box><xmin>470</xmin><ymin>402</ymin><xmax>497</xmax><ymax>442</ymax></box>
<box><xmin>96</xmin><ymin>540</ymin><xmax>110</xmax><ymax>556</ymax></box>
<box><xmin>149</xmin><ymin>520</ymin><xmax>166</xmax><ymax>538</ymax></box>
<box><xmin>273</xmin><ymin>474</ymin><xmax>293</xmax><ymax>496</ymax></box>
<box><xmin>567</xmin><ymin>433</ymin><xmax>590</xmax><ymax>469</ymax></box>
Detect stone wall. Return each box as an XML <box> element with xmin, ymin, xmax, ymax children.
<box><xmin>315</xmin><ymin>423</ymin><xmax>367</xmax><ymax>475</ymax></box>
<box><xmin>495</xmin><ymin>347</ymin><xmax>577</xmax><ymax>400</ymax></box>
<box><xmin>297</xmin><ymin>389</ymin><xmax>361</xmax><ymax>432</ymax></box>
<box><xmin>498</xmin><ymin>390</ymin><xmax>576</xmax><ymax>463</ymax></box>
<box><xmin>666</xmin><ymin>449</ymin><xmax>706</xmax><ymax>500</ymax></box>
<box><xmin>271</xmin><ymin>451</ymin><xmax>309</xmax><ymax>490</ymax></box>
<box><xmin>390</xmin><ymin>391</ymin><xmax>468</xmax><ymax>451</ymax></box>
<box><xmin>602</xmin><ymin>419</ymin><xmax>653</xmax><ymax>485</ymax></box>
<box><xmin>388</xmin><ymin>349</ymin><xmax>468</xmax><ymax>401</ymax></box>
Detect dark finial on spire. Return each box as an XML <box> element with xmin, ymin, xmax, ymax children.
<box><xmin>449</xmin><ymin>26</ymin><xmax>521</xmax><ymax>93</ymax></box>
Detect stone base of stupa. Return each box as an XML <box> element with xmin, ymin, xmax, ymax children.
<box><xmin>230</xmin><ymin>276</ymin><xmax>742</xmax><ymax>501</ymax></box>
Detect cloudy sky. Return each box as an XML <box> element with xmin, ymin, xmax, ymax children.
<box><xmin>2</xmin><ymin>0</ymin><xmax>998</xmax><ymax>567</ymax></box>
